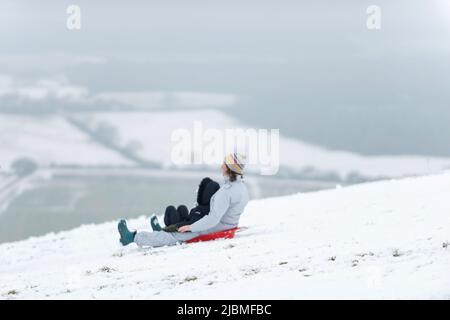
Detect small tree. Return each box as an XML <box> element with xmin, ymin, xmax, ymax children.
<box><xmin>94</xmin><ymin>122</ymin><xmax>119</xmax><ymax>145</ymax></box>
<box><xmin>11</xmin><ymin>157</ymin><xmax>38</xmax><ymax>177</ymax></box>
<box><xmin>124</xmin><ymin>139</ymin><xmax>143</xmax><ymax>156</ymax></box>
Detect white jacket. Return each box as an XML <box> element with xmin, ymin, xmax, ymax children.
<box><xmin>189</xmin><ymin>176</ymin><xmax>249</xmax><ymax>234</ymax></box>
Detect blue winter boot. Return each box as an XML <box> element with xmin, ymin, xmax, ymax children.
<box><xmin>118</xmin><ymin>219</ymin><xmax>136</xmax><ymax>246</ymax></box>
<box><xmin>150</xmin><ymin>215</ymin><xmax>162</xmax><ymax>231</ymax></box>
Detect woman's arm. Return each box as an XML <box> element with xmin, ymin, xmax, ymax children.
<box><xmin>183</xmin><ymin>189</ymin><xmax>230</xmax><ymax>233</ymax></box>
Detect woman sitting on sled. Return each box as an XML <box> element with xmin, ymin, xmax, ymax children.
<box><xmin>117</xmin><ymin>153</ymin><xmax>249</xmax><ymax>247</ymax></box>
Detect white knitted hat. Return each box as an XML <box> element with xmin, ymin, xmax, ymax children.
<box><xmin>224</xmin><ymin>153</ymin><xmax>246</xmax><ymax>175</ymax></box>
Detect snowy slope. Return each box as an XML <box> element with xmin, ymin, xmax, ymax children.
<box><xmin>0</xmin><ymin>115</ymin><xmax>132</xmax><ymax>170</ymax></box>
<box><xmin>1</xmin><ymin>173</ymin><xmax>449</xmax><ymax>299</ymax></box>
<box><xmin>77</xmin><ymin>110</ymin><xmax>450</xmax><ymax>179</ymax></box>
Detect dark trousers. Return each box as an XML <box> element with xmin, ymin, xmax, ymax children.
<box><xmin>164</xmin><ymin>205</ymin><xmax>189</xmax><ymax>227</ymax></box>
<box><xmin>163</xmin><ymin>204</ymin><xmax>209</xmax><ymax>231</ymax></box>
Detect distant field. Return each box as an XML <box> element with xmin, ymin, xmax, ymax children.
<box><xmin>0</xmin><ymin>175</ymin><xmax>196</xmax><ymax>244</ymax></box>
<box><xmin>2</xmin><ymin>112</ymin><xmax>450</xmax><ymax>180</ymax></box>
<box><xmin>0</xmin><ymin>114</ymin><xmax>132</xmax><ymax>169</ymax></box>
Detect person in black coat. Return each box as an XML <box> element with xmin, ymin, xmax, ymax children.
<box><xmin>150</xmin><ymin>177</ymin><xmax>220</xmax><ymax>232</ymax></box>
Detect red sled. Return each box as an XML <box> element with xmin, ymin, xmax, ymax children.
<box><xmin>186</xmin><ymin>227</ymin><xmax>240</xmax><ymax>244</ymax></box>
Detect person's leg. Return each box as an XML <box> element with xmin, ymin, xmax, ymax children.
<box><xmin>134</xmin><ymin>230</ymin><xmax>199</xmax><ymax>247</ymax></box>
<box><xmin>164</xmin><ymin>205</ymin><xmax>179</xmax><ymax>226</ymax></box>
<box><xmin>162</xmin><ymin>224</ymin><xmax>179</xmax><ymax>232</ymax></box>
<box><xmin>118</xmin><ymin>219</ymin><xmax>201</xmax><ymax>247</ymax></box>
<box><xmin>177</xmin><ymin>205</ymin><xmax>189</xmax><ymax>221</ymax></box>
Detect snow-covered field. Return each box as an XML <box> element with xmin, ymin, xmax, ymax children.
<box><xmin>74</xmin><ymin>110</ymin><xmax>238</xmax><ymax>168</ymax></box>
<box><xmin>75</xmin><ymin>110</ymin><xmax>450</xmax><ymax>179</ymax></box>
<box><xmin>1</xmin><ymin>172</ymin><xmax>449</xmax><ymax>299</ymax></box>
<box><xmin>1</xmin><ymin>111</ymin><xmax>449</xmax><ymax>179</ymax></box>
<box><xmin>0</xmin><ymin>114</ymin><xmax>132</xmax><ymax>170</ymax></box>
<box><xmin>279</xmin><ymin>137</ymin><xmax>450</xmax><ymax>179</ymax></box>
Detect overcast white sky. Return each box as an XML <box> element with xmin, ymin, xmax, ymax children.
<box><xmin>1</xmin><ymin>0</ymin><xmax>450</xmax><ymax>156</ymax></box>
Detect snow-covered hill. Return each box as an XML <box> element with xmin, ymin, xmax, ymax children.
<box><xmin>0</xmin><ymin>114</ymin><xmax>132</xmax><ymax>169</ymax></box>
<box><xmin>1</xmin><ymin>110</ymin><xmax>450</xmax><ymax>179</ymax></box>
<box><xmin>75</xmin><ymin>110</ymin><xmax>450</xmax><ymax>179</ymax></box>
<box><xmin>74</xmin><ymin>110</ymin><xmax>238</xmax><ymax>168</ymax></box>
<box><xmin>1</xmin><ymin>173</ymin><xmax>449</xmax><ymax>299</ymax></box>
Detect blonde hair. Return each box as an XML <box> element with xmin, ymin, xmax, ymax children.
<box><xmin>225</xmin><ymin>165</ymin><xmax>242</xmax><ymax>182</ymax></box>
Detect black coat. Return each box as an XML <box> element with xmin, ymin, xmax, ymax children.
<box><xmin>189</xmin><ymin>177</ymin><xmax>220</xmax><ymax>220</ymax></box>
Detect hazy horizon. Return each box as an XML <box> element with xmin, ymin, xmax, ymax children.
<box><xmin>1</xmin><ymin>0</ymin><xmax>450</xmax><ymax>156</ymax></box>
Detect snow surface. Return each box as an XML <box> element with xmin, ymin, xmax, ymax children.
<box><xmin>1</xmin><ymin>173</ymin><xmax>449</xmax><ymax>299</ymax></box>
<box><xmin>0</xmin><ymin>114</ymin><xmax>132</xmax><ymax>169</ymax></box>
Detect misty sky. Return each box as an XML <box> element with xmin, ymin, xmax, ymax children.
<box><xmin>1</xmin><ymin>0</ymin><xmax>450</xmax><ymax>156</ymax></box>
